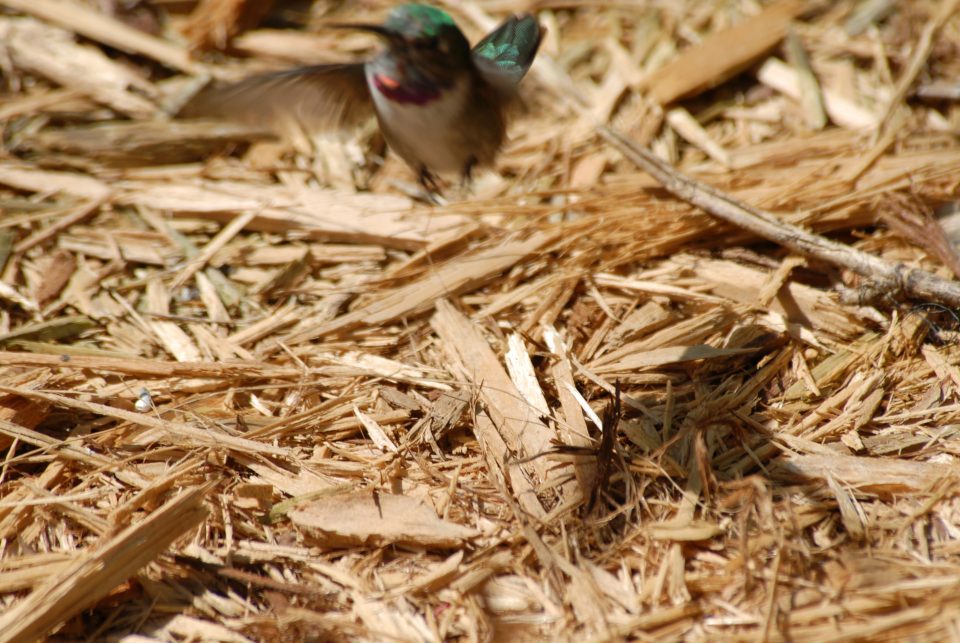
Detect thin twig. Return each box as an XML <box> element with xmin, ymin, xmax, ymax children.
<box><xmin>597</xmin><ymin>125</ymin><xmax>960</xmax><ymax>308</ymax></box>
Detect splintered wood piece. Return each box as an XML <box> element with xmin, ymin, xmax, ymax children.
<box><xmin>504</xmin><ymin>333</ymin><xmax>550</xmax><ymax>417</ymax></box>
<box><xmin>181</xmin><ymin>0</ymin><xmax>278</xmax><ymax>51</ymax></box>
<box><xmin>29</xmin><ymin>249</ymin><xmax>75</xmax><ymax>306</ymax></box>
<box><xmin>543</xmin><ymin>327</ymin><xmax>597</xmax><ymax>499</ymax></box>
<box><xmin>0</xmin><ymin>386</ymin><xmax>288</xmax><ymax>456</ymax></box>
<box><xmin>118</xmin><ymin>181</ymin><xmax>438</xmax><ymax>249</ymax></box>
<box><xmin>0</xmin><ymin>17</ymin><xmax>159</xmax><ymax>118</ymax></box>
<box><xmin>757</xmin><ymin>58</ymin><xmax>878</xmax><ymax>129</ymax></box>
<box><xmin>384</xmin><ymin>222</ymin><xmax>483</xmax><ymax>279</ymax></box>
<box><xmin>170</xmin><ymin>211</ymin><xmax>257</xmax><ymax>290</ymax></box>
<box><xmin>0</xmin><ymin>164</ymin><xmax>111</xmax><ymax>200</ymax></box>
<box><xmin>0</xmin><ymin>485</ymin><xmax>209</xmax><ymax>643</ymax></box>
<box><xmin>0</xmin><ymin>316</ymin><xmax>98</xmax><ymax>346</ymax></box>
<box><xmin>686</xmin><ymin>257</ymin><xmax>860</xmax><ymax>339</ymax></box>
<box><xmin>590</xmin><ymin>308</ymin><xmax>735</xmax><ymax>369</ymax></box>
<box><xmin>231</xmin><ymin>29</ymin><xmax>352</xmax><ymax>64</ymax></box>
<box><xmin>784</xmin><ymin>27</ymin><xmax>827</xmax><ymax>131</ymax></box>
<box><xmin>0</xmin><ymin>87</ymin><xmax>86</xmax><ymax>121</ymax></box>
<box><xmin>875</xmin><ymin>0</ymin><xmax>960</xmax><ymax>130</ymax></box>
<box><xmin>283</xmin><ymin>230</ymin><xmax>560</xmax><ymax>344</ymax></box>
<box><xmin>289</xmin><ymin>490</ymin><xmax>478</xmax><ymax>547</ymax></box>
<box><xmin>432</xmin><ymin>300</ymin><xmax>576</xmax><ymax>504</ymax></box>
<box><xmin>778</xmin><ymin>454</ymin><xmax>958</xmax><ymax>493</ymax></box>
<box><xmin>0</xmin><ymin>0</ymin><xmax>200</xmax><ymax>73</ymax></box>
<box><xmin>589</xmin><ymin>344</ymin><xmax>758</xmax><ymax>375</ymax></box>
<box><xmin>14</xmin><ymin>198</ymin><xmax>107</xmax><ymax>254</ymax></box>
<box><xmin>0</xmin><ymin>351</ymin><xmax>300</xmax><ymax>379</ymax></box>
<box><xmin>473</xmin><ymin>411</ymin><xmax>547</xmax><ymax>518</ymax></box>
<box><xmin>644</xmin><ymin>0</ymin><xmax>806</xmax><ymax>104</ymax></box>
<box><xmin>22</xmin><ymin>120</ymin><xmax>273</xmax><ymax>166</ymax></box>
<box><xmin>666</xmin><ymin>107</ymin><xmax>732</xmax><ymax>167</ymax></box>
<box><xmin>144</xmin><ymin>279</ymin><xmax>202</xmax><ymax>362</ymax></box>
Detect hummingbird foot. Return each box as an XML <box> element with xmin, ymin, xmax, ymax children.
<box><xmin>461</xmin><ymin>156</ymin><xmax>478</xmax><ymax>189</ymax></box>
<box><xmin>418</xmin><ymin>166</ymin><xmax>443</xmax><ymax>192</ymax></box>
<box><xmin>417</xmin><ymin>166</ymin><xmax>447</xmax><ymax>205</ymax></box>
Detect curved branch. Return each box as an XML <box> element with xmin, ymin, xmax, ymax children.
<box><xmin>598</xmin><ymin>125</ymin><xmax>960</xmax><ymax>308</ymax></box>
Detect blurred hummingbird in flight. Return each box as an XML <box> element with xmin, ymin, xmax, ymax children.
<box><xmin>183</xmin><ymin>4</ymin><xmax>543</xmax><ymax>193</ymax></box>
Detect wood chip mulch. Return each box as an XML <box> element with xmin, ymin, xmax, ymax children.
<box><xmin>2</xmin><ymin>0</ymin><xmax>960</xmax><ymax>640</ymax></box>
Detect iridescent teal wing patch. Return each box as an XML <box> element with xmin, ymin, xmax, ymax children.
<box><xmin>471</xmin><ymin>14</ymin><xmax>542</xmax><ymax>93</ymax></box>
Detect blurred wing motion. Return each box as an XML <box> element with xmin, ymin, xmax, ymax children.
<box><xmin>471</xmin><ymin>14</ymin><xmax>543</xmax><ymax>97</ymax></box>
<box><xmin>180</xmin><ymin>64</ymin><xmax>374</xmax><ymax>137</ymax></box>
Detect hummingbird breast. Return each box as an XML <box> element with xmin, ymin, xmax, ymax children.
<box><xmin>365</xmin><ymin>63</ymin><xmax>505</xmax><ymax>176</ymax></box>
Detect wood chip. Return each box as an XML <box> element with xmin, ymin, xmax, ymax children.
<box><xmin>289</xmin><ymin>490</ymin><xmax>479</xmax><ymax>548</ymax></box>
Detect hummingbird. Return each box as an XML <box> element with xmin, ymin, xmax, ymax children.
<box><xmin>182</xmin><ymin>4</ymin><xmax>543</xmax><ymax>193</ymax></box>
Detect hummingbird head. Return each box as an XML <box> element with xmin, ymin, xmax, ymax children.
<box><xmin>338</xmin><ymin>4</ymin><xmax>471</xmax><ymax>103</ymax></box>
<box><xmin>380</xmin><ymin>4</ymin><xmax>471</xmax><ymax>60</ymax></box>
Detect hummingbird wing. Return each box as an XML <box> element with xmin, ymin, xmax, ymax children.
<box><xmin>471</xmin><ymin>14</ymin><xmax>543</xmax><ymax>97</ymax></box>
<box><xmin>180</xmin><ymin>64</ymin><xmax>374</xmax><ymax>136</ymax></box>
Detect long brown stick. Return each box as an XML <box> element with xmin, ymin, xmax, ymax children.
<box><xmin>597</xmin><ymin>125</ymin><xmax>960</xmax><ymax>308</ymax></box>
